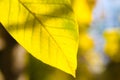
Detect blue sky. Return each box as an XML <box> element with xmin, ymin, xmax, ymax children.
<box><xmin>92</xmin><ymin>0</ymin><xmax>120</xmax><ymax>28</ymax></box>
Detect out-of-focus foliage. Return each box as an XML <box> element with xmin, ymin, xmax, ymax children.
<box><xmin>72</xmin><ymin>0</ymin><xmax>93</xmax><ymax>24</ymax></box>
<box><xmin>79</xmin><ymin>33</ymin><xmax>94</xmax><ymax>51</ymax></box>
<box><xmin>103</xmin><ymin>29</ymin><xmax>120</xmax><ymax>62</ymax></box>
<box><xmin>0</xmin><ymin>70</ymin><xmax>4</xmax><ymax>80</ymax></box>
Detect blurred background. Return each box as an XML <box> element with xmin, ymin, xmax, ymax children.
<box><xmin>1</xmin><ymin>0</ymin><xmax>120</xmax><ymax>80</ymax></box>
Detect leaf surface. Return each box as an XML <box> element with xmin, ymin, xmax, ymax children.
<box><xmin>0</xmin><ymin>0</ymin><xmax>79</xmax><ymax>76</ymax></box>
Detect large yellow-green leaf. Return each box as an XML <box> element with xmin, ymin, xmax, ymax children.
<box><xmin>0</xmin><ymin>0</ymin><xmax>79</xmax><ymax>76</ymax></box>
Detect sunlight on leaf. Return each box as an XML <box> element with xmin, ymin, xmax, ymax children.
<box><xmin>0</xmin><ymin>0</ymin><xmax>79</xmax><ymax>77</ymax></box>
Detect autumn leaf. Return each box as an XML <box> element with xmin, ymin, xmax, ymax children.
<box><xmin>0</xmin><ymin>0</ymin><xmax>79</xmax><ymax>77</ymax></box>
<box><xmin>72</xmin><ymin>0</ymin><xmax>93</xmax><ymax>24</ymax></box>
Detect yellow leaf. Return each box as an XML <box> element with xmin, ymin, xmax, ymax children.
<box><xmin>79</xmin><ymin>33</ymin><xmax>94</xmax><ymax>51</ymax></box>
<box><xmin>0</xmin><ymin>0</ymin><xmax>79</xmax><ymax>77</ymax></box>
<box><xmin>72</xmin><ymin>0</ymin><xmax>92</xmax><ymax>24</ymax></box>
